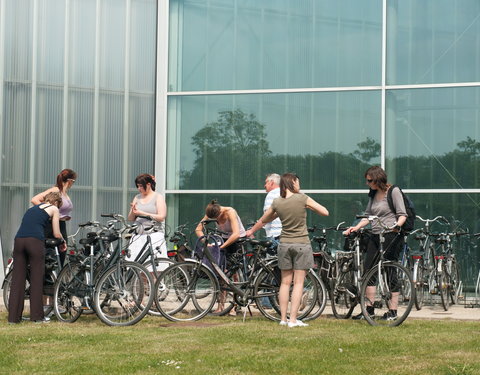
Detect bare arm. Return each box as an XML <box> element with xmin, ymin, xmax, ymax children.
<box><xmin>127</xmin><ymin>196</ymin><xmax>138</xmax><ymax>221</ymax></box>
<box><xmin>220</xmin><ymin>209</ymin><xmax>241</xmax><ymax>249</ymax></box>
<box><xmin>245</xmin><ymin>207</ymin><xmax>278</xmax><ymax>237</ymax></box>
<box><xmin>306</xmin><ymin>197</ymin><xmax>329</xmax><ymax>216</ymax></box>
<box><xmin>31</xmin><ymin>186</ymin><xmax>59</xmax><ymax>205</ymax></box>
<box><xmin>195</xmin><ymin>215</ymin><xmax>209</xmax><ymax>238</ymax></box>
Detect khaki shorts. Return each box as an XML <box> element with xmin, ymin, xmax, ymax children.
<box><xmin>277</xmin><ymin>243</ymin><xmax>314</xmax><ymax>270</ymax></box>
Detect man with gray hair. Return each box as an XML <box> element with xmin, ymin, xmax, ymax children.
<box><xmin>247</xmin><ymin>173</ymin><xmax>282</xmax><ymax>240</ymax></box>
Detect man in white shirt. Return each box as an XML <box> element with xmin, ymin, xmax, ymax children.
<box><xmin>262</xmin><ymin>173</ymin><xmax>282</xmax><ymax>240</ymax></box>
<box><xmin>247</xmin><ymin>173</ymin><xmax>282</xmax><ymax>240</ymax></box>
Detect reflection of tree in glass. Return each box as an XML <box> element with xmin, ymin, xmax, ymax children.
<box><xmin>181</xmin><ymin>109</ymin><xmax>271</xmax><ymax>189</ymax></box>
<box><xmin>352</xmin><ymin>137</ymin><xmax>380</xmax><ymax>163</ymax></box>
<box><xmin>457</xmin><ymin>136</ymin><xmax>480</xmax><ymax>157</ymax></box>
<box><xmin>191</xmin><ymin>109</ymin><xmax>270</xmax><ymax>157</ymax></box>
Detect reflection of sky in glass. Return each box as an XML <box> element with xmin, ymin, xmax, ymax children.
<box><xmin>387</xmin><ymin>87</ymin><xmax>480</xmax><ymax>158</ymax></box>
<box><xmin>171</xmin><ymin>0</ymin><xmax>382</xmax><ymax>91</ymax></box>
<box><xmin>170</xmin><ymin>91</ymin><xmax>381</xmax><ymax>172</ymax></box>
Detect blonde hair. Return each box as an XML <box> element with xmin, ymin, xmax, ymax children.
<box><xmin>44</xmin><ymin>192</ymin><xmax>63</xmax><ymax>208</ymax></box>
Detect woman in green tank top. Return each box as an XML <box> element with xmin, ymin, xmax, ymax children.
<box><xmin>248</xmin><ymin>173</ymin><xmax>329</xmax><ymax>327</ymax></box>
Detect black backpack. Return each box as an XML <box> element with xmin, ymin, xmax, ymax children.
<box><xmin>387</xmin><ymin>185</ymin><xmax>416</xmax><ymax>232</ymax></box>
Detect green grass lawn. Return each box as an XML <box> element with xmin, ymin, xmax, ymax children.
<box><xmin>0</xmin><ymin>313</ymin><xmax>479</xmax><ymax>375</ymax></box>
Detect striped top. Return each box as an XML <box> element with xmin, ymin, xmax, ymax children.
<box><xmin>263</xmin><ymin>187</ymin><xmax>282</xmax><ymax>238</ymax></box>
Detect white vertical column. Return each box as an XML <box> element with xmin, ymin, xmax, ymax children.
<box><xmin>381</xmin><ymin>0</ymin><xmax>387</xmax><ymax>169</ymax></box>
<box><xmin>29</xmin><ymin>0</ymin><xmax>39</xmax><ymax>199</ymax></box>
<box><xmin>91</xmin><ymin>0</ymin><xmax>101</xmax><ymax>218</ymax></box>
<box><xmin>0</xmin><ymin>0</ymin><xmax>6</xmax><ymax>187</ymax></box>
<box><xmin>155</xmin><ymin>0</ymin><xmax>170</xmax><ymax>195</ymax></box>
<box><xmin>122</xmin><ymin>0</ymin><xmax>131</xmax><ymax>215</ymax></box>
<box><xmin>62</xmin><ymin>0</ymin><xmax>71</xmax><ymax>167</ymax></box>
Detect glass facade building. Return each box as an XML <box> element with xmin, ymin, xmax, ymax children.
<box><xmin>1</xmin><ymin>0</ymin><xmax>480</xmax><ymax>286</ymax></box>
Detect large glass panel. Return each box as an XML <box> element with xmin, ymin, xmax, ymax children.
<box><xmin>69</xmin><ymin>0</ymin><xmax>96</xmax><ymax>87</ymax></box>
<box><xmin>167</xmin><ymin>91</ymin><xmax>381</xmax><ymax>190</ymax></box>
<box><xmin>166</xmin><ymin>192</ymin><xmax>480</xmax><ymax>289</ymax></box>
<box><xmin>386</xmin><ymin>87</ymin><xmax>480</xmax><ymax>189</ymax></box>
<box><xmin>3</xmin><ymin>0</ymin><xmax>33</xmax><ymax>82</ymax></box>
<box><xmin>37</xmin><ymin>0</ymin><xmax>66</xmax><ymax>85</ymax></box>
<box><xmin>169</xmin><ymin>0</ymin><xmax>382</xmax><ymax>91</ymax></box>
<box><xmin>387</xmin><ymin>0</ymin><xmax>480</xmax><ymax>85</ymax></box>
<box><xmin>0</xmin><ymin>0</ymin><xmax>157</xmax><ymax>264</ymax></box>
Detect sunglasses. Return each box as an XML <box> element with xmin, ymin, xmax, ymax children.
<box><xmin>68</xmin><ymin>179</ymin><xmax>76</xmax><ymax>183</ymax></box>
<box><xmin>366</xmin><ymin>179</ymin><xmax>374</xmax><ymax>183</ymax></box>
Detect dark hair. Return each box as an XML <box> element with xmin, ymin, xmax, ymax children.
<box><xmin>205</xmin><ymin>200</ymin><xmax>221</xmax><ymax>219</ymax></box>
<box><xmin>365</xmin><ymin>166</ymin><xmax>388</xmax><ymax>192</ymax></box>
<box><xmin>44</xmin><ymin>191</ymin><xmax>63</xmax><ymax>208</ymax></box>
<box><xmin>280</xmin><ymin>173</ymin><xmax>299</xmax><ymax>198</ymax></box>
<box><xmin>135</xmin><ymin>174</ymin><xmax>156</xmax><ymax>191</ymax></box>
<box><xmin>56</xmin><ymin>169</ymin><xmax>77</xmax><ymax>190</ymax></box>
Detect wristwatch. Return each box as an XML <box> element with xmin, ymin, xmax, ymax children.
<box><xmin>394</xmin><ymin>224</ymin><xmax>402</xmax><ymax>231</ymax></box>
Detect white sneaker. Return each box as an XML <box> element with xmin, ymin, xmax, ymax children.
<box><xmin>279</xmin><ymin>320</ymin><xmax>288</xmax><ymax>326</ymax></box>
<box><xmin>288</xmin><ymin>320</ymin><xmax>309</xmax><ymax>328</ymax></box>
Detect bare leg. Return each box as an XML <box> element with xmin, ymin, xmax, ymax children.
<box><xmin>289</xmin><ymin>270</ymin><xmax>307</xmax><ymax>323</ymax></box>
<box><xmin>279</xmin><ymin>270</ymin><xmax>293</xmax><ymax>322</ymax></box>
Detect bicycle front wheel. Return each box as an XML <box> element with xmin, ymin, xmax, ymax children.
<box><xmin>448</xmin><ymin>257</ymin><xmax>461</xmax><ymax>305</ymax></box>
<box><xmin>94</xmin><ymin>261</ymin><xmax>154</xmax><ymax>326</ymax></box>
<box><xmin>53</xmin><ymin>261</ymin><xmax>85</xmax><ymax>323</ymax></box>
<box><xmin>142</xmin><ymin>257</ymin><xmax>175</xmax><ymax>316</ymax></box>
<box><xmin>253</xmin><ymin>265</ymin><xmax>320</xmax><ymax>322</ymax></box>
<box><xmin>438</xmin><ymin>270</ymin><xmax>451</xmax><ymax>311</ymax></box>
<box><xmin>360</xmin><ymin>262</ymin><xmax>414</xmax><ymax>327</ymax></box>
<box><xmin>413</xmin><ymin>258</ymin><xmax>425</xmax><ymax>310</ymax></box>
<box><xmin>330</xmin><ymin>270</ymin><xmax>357</xmax><ymax>319</ymax></box>
<box><xmin>154</xmin><ymin>261</ymin><xmax>219</xmax><ymax>322</ymax></box>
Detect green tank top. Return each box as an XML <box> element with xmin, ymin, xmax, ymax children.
<box><xmin>271</xmin><ymin>193</ymin><xmax>310</xmax><ymax>244</ymax></box>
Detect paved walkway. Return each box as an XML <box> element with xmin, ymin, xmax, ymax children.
<box><xmin>1</xmin><ymin>295</ymin><xmax>479</xmax><ymax>320</ymax></box>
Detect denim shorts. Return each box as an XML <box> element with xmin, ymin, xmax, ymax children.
<box><xmin>277</xmin><ymin>242</ymin><xmax>314</xmax><ymax>270</ymax></box>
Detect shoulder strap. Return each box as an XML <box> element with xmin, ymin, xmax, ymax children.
<box><xmin>387</xmin><ymin>185</ymin><xmax>398</xmax><ymax>214</ymax></box>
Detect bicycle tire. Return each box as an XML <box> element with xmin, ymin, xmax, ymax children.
<box><xmin>438</xmin><ymin>271</ymin><xmax>451</xmax><ymax>311</ymax></box>
<box><xmin>448</xmin><ymin>257</ymin><xmax>460</xmax><ymax>305</ymax></box>
<box><xmin>142</xmin><ymin>257</ymin><xmax>175</xmax><ymax>316</ymax></box>
<box><xmin>154</xmin><ymin>261</ymin><xmax>219</xmax><ymax>322</ymax></box>
<box><xmin>94</xmin><ymin>261</ymin><xmax>154</xmax><ymax>326</ymax></box>
<box><xmin>253</xmin><ymin>264</ymin><xmax>319</xmax><ymax>322</ymax></box>
<box><xmin>3</xmin><ymin>268</ymin><xmax>59</xmax><ymax>318</ymax></box>
<box><xmin>209</xmin><ymin>267</ymin><xmax>243</xmax><ymax>316</ymax></box>
<box><xmin>360</xmin><ymin>262</ymin><xmax>414</xmax><ymax>327</ymax></box>
<box><xmin>330</xmin><ymin>270</ymin><xmax>357</xmax><ymax>319</ymax></box>
<box><xmin>302</xmin><ymin>270</ymin><xmax>327</xmax><ymax>321</ymax></box>
<box><xmin>413</xmin><ymin>258</ymin><xmax>425</xmax><ymax>310</ymax></box>
<box><xmin>53</xmin><ymin>261</ymin><xmax>85</xmax><ymax>323</ymax></box>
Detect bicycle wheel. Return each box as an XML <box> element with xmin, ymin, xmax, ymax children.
<box><xmin>253</xmin><ymin>265</ymin><xmax>319</xmax><ymax>322</ymax></box>
<box><xmin>448</xmin><ymin>257</ymin><xmax>461</xmax><ymax>305</ymax></box>
<box><xmin>302</xmin><ymin>270</ymin><xmax>327</xmax><ymax>321</ymax></box>
<box><xmin>3</xmin><ymin>268</ymin><xmax>59</xmax><ymax>317</ymax></box>
<box><xmin>330</xmin><ymin>270</ymin><xmax>357</xmax><ymax>319</ymax></box>
<box><xmin>142</xmin><ymin>257</ymin><xmax>175</xmax><ymax>316</ymax></box>
<box><xmin>360</xmin><ymin>262</ymin><xmax>414</xmax><ymax>327</ymax></box>
<box><xmin>94</xmin><ymin>261</ymin><xmax>154</xmax><ymax>326</ymax></box>
<box><xmin>154</xmin><ymin>261</ymin><xmax>218</xmax><ymax>322</ymax></box>
<box><xmin>2</xmin><ymin>271</ymin><xmax>15</xmax><ymax>313</ymax></box>
<box><xmin>53</xmin><ymin>262</ymin><xmax>85</xmax><ymax>323</ymax></box>
<box><xmin>438</xmin><ymin>270</ymin><xmax>451</xmax><ymax>311</ymax></box>
<box><xmin>413</xmin><ymin>258</ymin><xmax>425</xmax><ymax>310</ymax></box>
<box><xmin>209</xmin><ymin>267</ymin><xmax>243</xmax><ymax>316</ymax></box>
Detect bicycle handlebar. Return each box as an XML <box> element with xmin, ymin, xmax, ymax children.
<box><xmin>416</xmin><ymin>215</ymin><xmax>449</xmax><ymax>225</ymax></box>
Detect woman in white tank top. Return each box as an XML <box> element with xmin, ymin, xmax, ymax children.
<box><xmin>127</xmin><ymin>174</ymin><xmax>167</xmax><ymax>262</ymax></box>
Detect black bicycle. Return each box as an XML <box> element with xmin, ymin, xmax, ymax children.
<box><xmin>154</xmin><ymin>219</ymin><xmax>327</xmax><ymax>322</ymax></box>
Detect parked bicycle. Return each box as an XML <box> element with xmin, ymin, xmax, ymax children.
<box><xmin>154</xmin><ymin>219</ymin><xmax>327</xmax><ymax>322</ymax></box>
<box><xmin>53</xmin><ymin>214</ymin><xmax>154</xmax><ymax>326</ymax></box>
<box><xmin>357</xmin><ymin>215</ymin><xmax>415</xmax><ymax>327</ymax></box>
